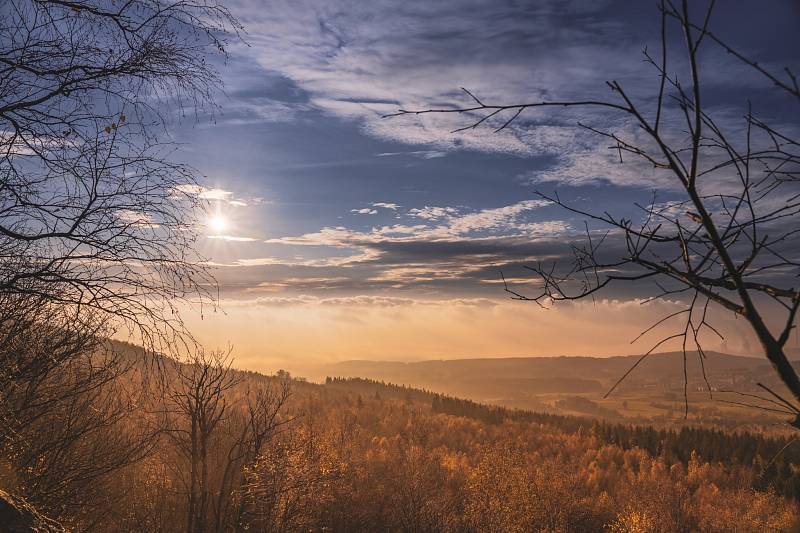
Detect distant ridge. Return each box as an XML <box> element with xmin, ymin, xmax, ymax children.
<box><xmin>327</xmin><ymin>350</ymin><xmax>768</xmax><ymax>379</ymax></box>
<box><xmin>323</xmin><ymin>351</ymin><xmax>790</xmax><ymax>404</ymax></box>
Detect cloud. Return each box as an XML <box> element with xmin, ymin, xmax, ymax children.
<box><xmin>211</xmin><ymin>184</ymin><xmax>799</xmax><ymax>303</ymax></box>
<box><xmin>208</xmin><ymin>198</ymin><xmax>572</xmax><ymax>295</ymax></box>
<box><xmin>224</xmin><ymin>294</ymin><xmax>499</xmax><ymax>308</ymax></box>
<box><xmin>194</xmin><ymin>0</ymin><xmax>800</xmax><ymax>309</ymax></box>
<box><xmin>444</xmin><ymin>199</ymin><xmax>553</xmax><ymax>235</ymax></box>
<box><xmin>174</xmin><ymin>184</ymin><xmax>259</xmax><ymax>207</ymax></box>
<box><xmin>225</xmin><ymin>0</ymin><xmax>632</xmax><ymax>153</ymax></box>
<box><xmin>208</xmin><ymin>235</ymin><xmax>258</xmax><ymax>242</ymax></box>
<box><xmin>175</xmin><ymin>185</ymin><xmax>231</xmax><ymax>201</ymax></box>
<box><xmin>222</xmin><ymin>0</ymin><xmax>668</xmax><ymax>164</ymax></box>
<box><xmin>219</xmin><ymin>0</ymin><xmax>797</xmax><ymax>192</ymax></box>
<box><xmin>268</xmin><ymin>199</ymin><xmax>561</xmax><ymax>246</ymax></box>
<box><xmin>376</xmin><ymin>150</ymin><xmax>447</xmax><ymax>159</ymax></box>
<box><xmin>117</xmin><ymin>209</ymin><xmax>160</xmax><ymax>228</ymax></box>
<box><xmin>409</xmin><ymin>206</ymin><xmax>460</xmax><ymax>220</ymax></box>
<box><xmin>216</xmin><ymin>100</ymin><xmax>312</xmax><ymax>126</ymax></box>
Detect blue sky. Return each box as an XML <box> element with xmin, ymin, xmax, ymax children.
<box><xmin>168</xmin><ymin>0</ymin><xmax>799</xmax><ymax>368</ymax></box>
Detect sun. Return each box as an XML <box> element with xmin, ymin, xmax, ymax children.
<box><xmin>208</xmin><ymin>215</ymin><xmax>227</xmax><ymax>234</ymax></box>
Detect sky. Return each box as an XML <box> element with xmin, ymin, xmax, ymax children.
<box><xmin>169</xmin><ymin>0</ymin><xmax>800</xmax><ymax>374</ymax></box>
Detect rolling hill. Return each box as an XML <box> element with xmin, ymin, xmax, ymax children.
<box><xmin>323</xmin><ymin>351</ymin><xmax>798</xmax><ymax>424</ymax></box>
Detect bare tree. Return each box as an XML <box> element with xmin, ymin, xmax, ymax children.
<box><xmin>215</xmin><ymin>378</ymin><xmax>293</xmax><ymax>532</ymax></box>
<box><xmin>167</xmin><ymin>349</ymin><xmax>240</xmax><ymax>533</ymax></box>
<box><xmin>386</xmin><ymin>1</ymin><xmax>800</xmax><ymax>422</ymax></box>
<box><xmin>0</xmin><ymin>291</ymin><xmax>107</xmax><ymax>434</ymax></box>
<box><xmin>0</xmin><ymin>2</ymin><xmax>242</xmax><ymax>524</ymax></box>
<box><xmin>0</xmin><ymin>0</ymin><xmax>243</xmax><ymax>348</ymax></box>
<box><xmin>0</xmin><ymin>292</ymin><xmax>163</xmax><ymax>527</ymax></box>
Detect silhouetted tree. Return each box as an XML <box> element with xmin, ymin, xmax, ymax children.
<box><xmin>1</xmin><ymin>1</ymin><xmax>241</xmax><ymax>525</ymax></box>
<box><xmin>0</xmin><ymin>292</ymin><xmax>161</xmax><ymax>526</ymax></box>
<box><xmin>167</xmin><ymin>349</ymin><xmax>240</xmax><ymax>533</ymax></box>
<box><xmin>0</xmin><ymin>0</ymin><xmax>242</xmax><ymax>349</ymax></box>
<box><xmin>215</xmin><ymin>378</ymin><xmax>293</xmax><ymax>531</ymax></box>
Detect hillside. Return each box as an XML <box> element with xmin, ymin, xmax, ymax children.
<box><xmin>324</xmin><ymin>351</ymin><xmax>797</xmax><ymax>425</ymax></box>
<box><xmin>325</xmin><ymin>375</ymin><xmax>800</xmax><ymax>499</ymax></box>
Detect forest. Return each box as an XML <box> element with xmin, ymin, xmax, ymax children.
<box><xmin>2</xmin><ymin>341</ymin><xmax>800</xmax><ymax>532</ymax></box>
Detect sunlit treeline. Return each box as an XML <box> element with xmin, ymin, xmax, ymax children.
<box><xmin>428</xmin><ymin>388</ymin><xmax>800</xmax><ymax>498</ymax></box>
<box><xmin>330</xmin><ymin>376</ymin><xmax>800</xmax><ymax>499</ymax></box>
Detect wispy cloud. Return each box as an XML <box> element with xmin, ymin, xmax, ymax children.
<box><xmin>201</xmin><ymin>199</ymin><xmax>575</xmax><ymax>296</ymax></box>
<box><xmin>175</xmin><ymin>184</ymin><xmax>258</xmax><ymax>207</ymax></box>
<box><xmin>208</xmin><ymin>235</ymin><xmax>258</xmax><ymax>242</ymax></box>
<box><xmin>268</xmin><ymin>199</ymin><xmax>561</xmax><ymax>246</ymax></box>
<box><xmin>372</xmin><ymin>202</ymin><xmax>400</xmax><ymax>210</ymax></box>
<box><xmin>409</xmin><ymin>206</ymin><xmax>459</xmax><ymax>220</ymax></box>
<box><xmin>376</xmin><ymin>150</ymin><xmax>447</xmax><ymax>159</ymax></box>
<box><xmin>221</xmin><ymin>0</ymin><xmax>791</xmax><ymax>189</ymax></box>
<box><xmin>224</xmin><ymin>0</ymin><xmax>647</xmax><ymax>160</ymax></box>
<box><xmin>224</xmin><ymin>294</ymin><xmax>499</xmax><ymax>308</ymax></box>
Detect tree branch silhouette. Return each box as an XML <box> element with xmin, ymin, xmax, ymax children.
<box><xmin>387</xmin><ymin>0</ymin><xmax>800</xmax><ymax>424</ymax></box>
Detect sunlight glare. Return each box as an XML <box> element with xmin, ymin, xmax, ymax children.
<box><xmin>208</xmin><ymin>215</ymin><xmax>227</xmax><ymax>234</ymax></box>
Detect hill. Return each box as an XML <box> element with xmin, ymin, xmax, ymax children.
<box><xmin>324</xmin><ymin>351</ymin><xmax>796</xmax><ymax>425</ymax></box>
